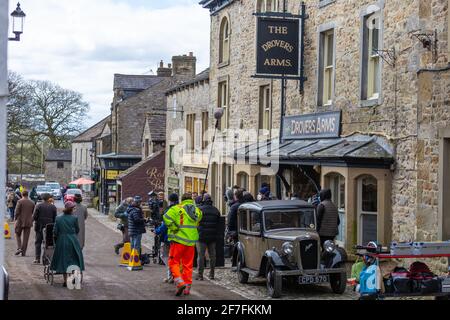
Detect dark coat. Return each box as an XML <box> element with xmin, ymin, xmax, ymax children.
<box><xmin>32</xmin><ymin>202</ymin><xmax>57</xmax><ymax>232</ymax></box>
<box><xmin>317</xmin><ymin>199</ymin><xmax>340</xmax><ymax>237</ymax></box>
<box><xmin>127</xmin><ymin>205</ymin><xmax>146</xmax><ymax>237</ymax></box>
<box><xmin>14</xmin><ymin>198</ymin><xmax>35</xmax><ymax>228</ymax></box>
<box><xmin>198</xmin><ymin>202</ymin><xmax>221</xmax><ymax>243</ymax></box>
<box><xmin>227</xmin><ymin>201</ymin><xmax>242</xmax><ymax>232</ymax></box>
<box><xmin>50</xmin><ymin>214</ymin><xmax>85</xmax><ymax>273</ymax></box>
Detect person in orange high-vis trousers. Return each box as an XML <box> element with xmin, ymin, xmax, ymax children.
<box><xmin>164</xmin><ymin>193</ymin><xmax>202</xmax><ymax>296</ymax></box>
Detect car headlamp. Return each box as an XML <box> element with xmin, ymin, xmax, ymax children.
<box><xmin>324</xmin><ymin>240</ymin><xmax>336</xmax><ymax>253</ymax></box>
<box><xmin>282</xmin><ymin>242</ymin><xmax>294</xmax><ymax>256</ymax></box>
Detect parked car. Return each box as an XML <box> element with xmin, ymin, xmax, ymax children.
<box><xmin>64</xmin><ymin>188</ymin><xmax>82</xmax><ymax>203</ymax></box>
<box><xmin>36</xmin><ymin>185</ymin><xmax>53</xmax><ymax>200</ymax></box>
<box><xmin>232</xmin><ymin>200</ymin><xmax>348</xmax><ymax>298</ymax></box>
<box><xmin>45</xmin><ymin>182</ymin><xmax>62</xmax><ymax>200</ymax></box>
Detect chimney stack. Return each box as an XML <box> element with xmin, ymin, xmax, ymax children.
<box><xmin>172</xmin><ymin>52</ymin><xmax>197</xmax><ymax>82</ymax></box>
<box><xmin>157</xmin><ymin>60</ymin><xmax>172</xmax><ymax>77</ymax></box>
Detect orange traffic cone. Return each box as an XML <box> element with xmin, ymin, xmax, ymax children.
<box><xmin>119</xmin><ymin>242</ymin><xmax>132</xmax><ymax>267</ymax></box>
<box><xmin>127</xmin><ymin>249</ymin><xmax>143</xmax><ymax>271</ymax></box>
<box><xmin>4</xmin><ymin>222</ymin><xmax>11</xmax><ymax>239</ymax></box>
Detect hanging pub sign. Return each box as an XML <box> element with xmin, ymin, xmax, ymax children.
<box><xmin>256</xmin><ymin>17</ymin><xmax>300</xmax><ymax>76</ymax></box>
<box><xmin>283</xmin><ymin>111</ymin><xmax>342</xmax><ymax>140</ymax></box>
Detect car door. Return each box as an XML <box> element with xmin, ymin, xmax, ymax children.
<box><xmin>241</xmin><ymin>210</ymin><xmax>264</xmax><ymax>270</ymax></box>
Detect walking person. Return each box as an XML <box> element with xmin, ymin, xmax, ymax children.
<box><xmin>164</xmin><ymin>193</ymin><xmax>202</xmax><ymax>296</ymax></box>
<box><xmin>155</xmin><ymin>193</ymin><xmax>179</xmax><ymax>283</ymax></box>
<box><xmin>14</xmin><ymin>191</ymin><xmax>35</xmax><ymax>256</ymax></box>
<box><xmin>6</xmin><ymin>189</ymin><xmax>16</xmax><ymax>221</ymax></box>
<box><xmin>73</xmin><ymin>194</ymin><xmax>88</xmax><ymax>250</ymax></box>
<box><xmin>127</xmin><ymin>196</ymin><xmax>146</xmax><ymax>256</ymax></box>
<box><xmin>32</xmin><ymin>193</ymin><xmax>57</xmax><ymax>264</ymax></box>
<box><xmin>50</xmin><ymin>201</ymin><xmax>85</xmax><ymax>288</ymax></box>
<box><xmin>114</xmin><ymin>197</ymin><xmax>133</xmax><ymax>255</ymax></box>
<box><xmin>316</xmin><ymin>189</ymin><xmax>340</xmax><ymax>249</ymax></box>
<box><xmin>196</xmin><ymin>194</ymin><xmax>220</xmax><ymax>281</ymax></box>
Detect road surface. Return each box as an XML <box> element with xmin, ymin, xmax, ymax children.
<box><xmin>4</xmin><ymin>203</ymin><xmax>243</xmax><ymax>300</ymax></box>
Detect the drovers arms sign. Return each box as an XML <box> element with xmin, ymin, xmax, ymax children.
<box><xmin>283</xmin><ymin>111</ymin><xmax>342</xmax><ymax>140</ymax></box>
<box><xmin>256</xmin><ymin>17</ymin><xmax>300</xmax><ymax>76</ymax></box>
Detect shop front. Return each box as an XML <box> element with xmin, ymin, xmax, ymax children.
<box><xmin>183</xmin><ymin>166</ymin><xmax>208</xmax><ymax>196</ymax></box>
<box><xmin>235</xmin><ymin>111</ymin><xmax>395</xmax><ymax>251</ymax></box>
<box><xmin>97</xmin><ymin>153</ymin><xmax>141</xmax><ymax>214</ymax></box>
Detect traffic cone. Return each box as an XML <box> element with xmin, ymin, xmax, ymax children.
<box><xmin>4</xmin><ymin>222</ymin><xmax>11</xmax><ymax>239</ymax></box>
<box><xmin>127</xmin><ymin>249</ymin><xmax>143</xmax><ymax>271</ymax></box>
<box><xmin>119</xmin><ymin>242</ymin><xmax>132</xmax><ymax>267</ymax></box>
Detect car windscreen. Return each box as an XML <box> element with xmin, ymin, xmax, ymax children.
<box><xmin>264</xmin><ymin>209</ymin><xmax>316</xmax><ymax>231</ymax></box>
<box><xmin>67</xmin><ymin>189</ymin><xmax>82</xmax><ymax>195</ymax></box>
<box><xmin>37</xmin><ymin>186</ymin><xmax>51</xmax><ymax>192</ymax></box>
<box><xmin>46</xmin><ymin>183</ymin><xmax>60</xmax><ymax>189</ymax></box>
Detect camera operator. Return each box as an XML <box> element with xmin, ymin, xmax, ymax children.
<box><xmin>113</xmin><ymin>197</ymin><xmax>133</xmax><ymax>255</ymax></box>
<box><xmin>148</xmin><ymin>191</ymin><xmax>164</xmax><ymax>222</ymax></box>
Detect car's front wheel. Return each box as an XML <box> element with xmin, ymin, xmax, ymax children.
<box><xmin>266</xmin><ymin>262</ymin><xmax>282</xmax><ymax>298</ymax></box>
<box><xmin>330</xmin><ymin>263</ymin><xmax>347</xmax><ymax>294</ymax></box>
<box><xmin>236</xmin><ymin>253</ymin><xmax>249</xmax><ymax>284</ymax></box>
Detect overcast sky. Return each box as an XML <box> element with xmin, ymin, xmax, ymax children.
<box><xmin>8</xmin><ymin>0</ymin><xmax>210</xmax><ymax>126</ymax></box>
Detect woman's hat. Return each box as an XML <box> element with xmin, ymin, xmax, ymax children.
<box><xmin>65</xmin><ymin>201</ymin><xmax>76</xmax><ymax>209</ymax></box>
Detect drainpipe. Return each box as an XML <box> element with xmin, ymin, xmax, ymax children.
<box><xmin>0</xmin><ymin>0</ymin><xmax>9</xmax><ymax>301</ymax></box>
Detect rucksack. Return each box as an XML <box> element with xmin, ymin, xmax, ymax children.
<box><xmin>409</xmin><ymin>262</ymin><xmax>435</xmax><ymax>280</ymax></box>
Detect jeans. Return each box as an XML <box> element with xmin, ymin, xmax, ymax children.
<box><xmin>160</xmin><ymin>242</ymin><xmax>172</xmax><ymax>280</ymax></box>
<box><xmin>130</xmin><ymin>234</ymin><xmax>142</xmax><ymax>252</ymax></box>
<box><xmin>196</xmin><ymin>241</ymin><xmax>216</xmax><ymax>275</ymax></box>
<box><xmin>8</xmin><ymin>207</ymin><xmax>14</xmax><ymax>221</ymax></box>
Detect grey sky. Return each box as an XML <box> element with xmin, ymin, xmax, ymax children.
<box><xmin>7</xmin><ymin>0</ymin><xmax>210</xmax><ymax>126</ymax></box>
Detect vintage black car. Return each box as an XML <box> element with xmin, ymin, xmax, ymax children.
<box><xmin>232</xmin><ymin>200</ymin><xmax>347</xmax><ymax>298</ymax></box>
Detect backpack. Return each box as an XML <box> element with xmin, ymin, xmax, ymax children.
<box><xmin>409</xmin><ymin>262</ymin><xmax>434</xmax><ymax>280</ymax></box>
<box><xmin>359</xmin><ymin>262</ymin><xmax>382</xmax><ymax>294</ymax></box>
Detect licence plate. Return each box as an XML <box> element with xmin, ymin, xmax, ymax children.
<box><xmin>299</xmin><ymin>275</ymin><xmax>329</xmax><ymax>285</ymax></box>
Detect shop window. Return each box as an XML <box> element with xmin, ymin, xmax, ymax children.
<box><xmin>185</xmin><ymin>177</ymin><xmax>193</xmax><ymax>193</ymax></box>
<box><xmin>259</xmin><ymin>85</ymin><xmax>272</xmax><ymax>134</ymax></box>
<box><xmin>57</xmin><ymin>161</ymin><xmax>64</xmax><ymax>169</ymax></box>
<box><xmin>361</xmin><ymin>12</ymin><xmax>382</xmax><ymax>102</ymax></box>
<box><xmin>358</xmin><ymin>175</ymin><xmax>378</xmax><ymax>245</ymax></box>
<box><xmin>219</xmin><ymin>17</ymin><xmax>230</xmax><ymax>64</ymax></box>
<box><xmin>237</xmin><ymin>172</ymin><xmax>249</xmax><ymax>191</ymax></box>
<box><xmin>327</xmin><ymin>173</ymin><xmax>345</xmax><ymax>245</ymax></box>
<box><xmin>218</xmin><ymin>81</ymin><xmax>229</xmax><ymax>131</ymax></box>
<box><xmin>318</xmin><ymin>28</ymin><xmax>335</xmax><ymax>106</ymax></box>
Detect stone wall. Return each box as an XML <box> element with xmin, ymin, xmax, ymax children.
<box><xmin>72</xmin><ymin>141</ymin><xmax>93</xmax><ymax>179</ymax></box>
<box><xmin>206</xmin><ymin>0</ymin><xmax>450</xmax><ymax>242</ymax></box>
<box><xmin>165</xmin><ymin>78</ymin><xmax>210</xmax><ymax>196</ymax></box>
<box><xmin>45</xmin><ymin>161</ymin><xmax>72</xmax><ymax>185</ymax></box>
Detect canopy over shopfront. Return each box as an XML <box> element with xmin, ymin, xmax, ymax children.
<box><xmin>234</xmin><ymin>134</ymin><xmax>394</xmax><ymax>169</ymax></box>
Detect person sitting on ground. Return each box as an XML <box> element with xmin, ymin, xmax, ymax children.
<box><xmin>51</xmin><ymin>201</ymin><xmax>85</xmax><ymax>288</ymax></box>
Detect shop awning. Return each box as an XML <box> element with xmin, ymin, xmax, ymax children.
<box><xmin>234</xmin><ymin>134</ymin><xmax>394</xmax><ymax>169</ymax></box>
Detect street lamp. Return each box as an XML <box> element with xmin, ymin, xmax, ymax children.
<box><xmin>9</xmin><ymin>3</ymin><xmax>26</xmax><ymax>41</ymax></box>
<box><xmin>202</xmin><ymin>108</ymin><xmax>224</xmax><ymax>195</ymax></box>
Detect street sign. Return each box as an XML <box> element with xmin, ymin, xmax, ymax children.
<box><xmin>256</xmin><ymin>17</ymin><xmax>300</xmax><ymax>76</ymax></box>
<box><xmin>283</xmin><ymin>111</ymin><xmax>342</xmax><ymax>140</ymax></box>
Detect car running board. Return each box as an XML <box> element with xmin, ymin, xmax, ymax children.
<box><xmin>241</xmin><ymin>267</ymin><xmax>260</xmax><ymax>277</ymax></box>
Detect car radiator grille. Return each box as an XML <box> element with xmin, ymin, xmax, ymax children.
<box><xmin>300</xmin><ymin>240</ymin><xmax>319</xmax><ymax>270</ymax></box>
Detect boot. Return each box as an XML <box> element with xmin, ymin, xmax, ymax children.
<box><xmin>196</xmin><ymin>272</ymin><xmax>204</xmax><ymax>281</ymax></box>
<box><xmin>176</xmin><ymin>283</ymin><xmax>186</xmax><ymax>296</ymax></box>
<box><xmin>209</xmin><ymin>268</ymin><xmax>215</xmax><ymax>280</ymax></box>
<box><xmin>184</xmin><ymin>284</ymin><xmax>191</xmax><ymax>296</ymax></box>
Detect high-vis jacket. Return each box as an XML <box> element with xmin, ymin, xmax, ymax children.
<box><xmin>163</xmin><ymin>199</ymin><xmax>203</xmax><ymax>247</ymax></box>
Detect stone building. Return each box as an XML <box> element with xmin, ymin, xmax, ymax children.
<box><xmin>199</xmin><ymin>0</ymin><xmax>450</xmax><ymax>250</ymax></box>
<box><xmin>44</xmin><ymin>149</ymin><xmax>72</xmax><ymax>184</ymax></box>
<box><xmin>165</xmin><ymin>69</ymin><xmax>210</xmax><ymax>197</ymax></box>
<box><xmin>72</xmin><ymin>116</ymin><xmax>111</xmax><ymax>181</ymax></box>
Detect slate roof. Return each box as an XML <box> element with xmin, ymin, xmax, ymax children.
<box><xmin>234</xmin><ymin>134</ymin><xmax>394</xmax><ymax>169</ymax></box>
<box><xmin>72</xmin><ymin>116</ymin><xmax>111</xmax><ymax>143</ymax></box>
<box><xmin>117</xmin><ymin>150</ymin><xmax>164</xmax><ymax>180</ymax></box>
<box><xmin>46</xmin><ymin>149</ymin><xmax>72</xmax><ymax>162</ymax></box>
<box><xmin>113</xmin><ymin>74</ymin><xmax>164</xmax><ymax>91</ymax></box>
<box><xmin>145</xmin><ymin>111</ymin><xmax>166</xmax><ymax>142</ymax></box>
<box><xmin>166</xmin><ymin>69</ymin><xmax>210</xmax><ymax>95</ymax></box>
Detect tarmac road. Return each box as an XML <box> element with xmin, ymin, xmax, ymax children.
<box><xmin>4</xmin><ymin>205</ymin><xmax>243</xmax><ymax>300</ymax></box>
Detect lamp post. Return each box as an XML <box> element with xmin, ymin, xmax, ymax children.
<box><xmin>201</xmin><ymin>108</ymin><xmax>224</xmax><ymax>196</ymax></box>
<box><xmin>1</xmin><ymin>1</ymin><xmax>26</xmax><ymax>300</ymax></box>
<box><xmin>8</xmin><ymin>3</ymin><xmax>25</xmax><ymax>41</ymax></box>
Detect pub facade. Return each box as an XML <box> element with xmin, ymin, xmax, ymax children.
<box><xmin>200</xmin><ymin>0</ymin><xmax>450</xmax><ymax>253</ymax></box>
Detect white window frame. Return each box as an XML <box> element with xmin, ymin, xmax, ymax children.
<box><xmin>357</xmin><ymin>176</ymin><xmax>379</xmax><ymax>245</ymax></box>
<box><xmin>219</xmin><ymin>17</ymin><xmax>230</xmax><ymax>65</ymax></box>
<box><xmin>317</xmin><ymin>23</ymin><xmax>336</xmax><ymax>107</ymax></box>
<box><xmin>328</xmin><ymin>173</ymin><xmax>346</xmax><ymax>247</ymax></box>
<box><xmin>259</xmin><ymin>85</ymin><xmax>272</xmax><ymax>133</ymax></box>
<box><xmin>218</xmin><ymin>80</ymin><xmax>229</xmax><ymax>131</ymax></box>
<box><xmin>257</xmin><ymin>0</ymin><xmax>280</xmax><ymax>13</ymax></box>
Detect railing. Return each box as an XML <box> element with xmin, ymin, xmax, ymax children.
<box><xmin>1</xmin><ymin>265</ymin><xmax>9</xmax><ymax>300</ymax></box>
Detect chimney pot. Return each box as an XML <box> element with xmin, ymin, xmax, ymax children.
<box><xmin>189</xmin><ymin>52</ymin><xmax>193</xmax><ymax>57</ymax></box>
<box><xmin>168</xmin><ymin>63</ymin><xmax>172</xmax><ymax>68</ymax></box>
<box><xmin>160</xmin><ymin>60</ymin><xmax>164</xmax><ymax>68</ymax></box>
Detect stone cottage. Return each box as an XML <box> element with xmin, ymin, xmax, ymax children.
<box><xmin>44</xmin><ymin>149</ymin><xmax>72</xmax><ymax>184</ymax></box>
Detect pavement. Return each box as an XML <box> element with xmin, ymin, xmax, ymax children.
<box><xmin>3</xmin><ymin>201</ymin><xmax>243</xmax><ymax>300</ymax></box>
